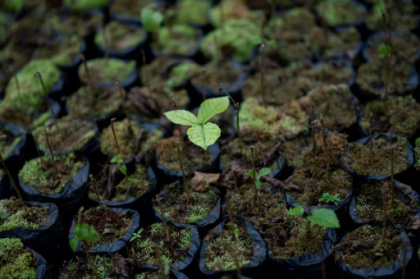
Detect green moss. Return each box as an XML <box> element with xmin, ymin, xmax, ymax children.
<box><xmin>100</xmin><ymin>119</ymin><xmax>162</xmax><ymax>158</ymax></box>
<box><xmin>316</xmin><ymin>0</ymin><xmax>365</xmax><ymax>27</ymax></box>
<box><xmin>348</xmin><ymin>135</ymin><xmax>408</xmax><ymax>176</ymax></box>
<box><xmin>166</xmin><ymin>62</ymin><xmax>201</xmax><ymax>89</ymax></box>
<box><xmin>205</xmin><ymin>221</ymin><xmax>253</xmax><ymax>271</ymax></box>
<box><xmin>239</xmin><ymin>98</ymin><xmax>308</xmax><ymax>140</ymax></box>
<box><xmin>78</xmin><ymin>58</ymin><xmax>135</xmax><ymax>84</ymax></box>
<box><xmin>157</xmin><ymin>24</ymin><xmax>201</xmax><ymax>56</ymax></box>
<box><xmin>19</xmin><ymin>153</ymin><xmax>85</xmax><ymax>195</ymax></box>
<box><xmin>201</xmin><ymin>19</ymin><xmax>262</xmax><ymax>62</ymax></box>
<box><xmin>209</xmin><ymin>0</ymin><xmax>263</xmax><ymax>28</ymax></box>
<box><xmin>156</xmin><ymin>183</ymin><xmax>218</xmax><ymax>224</ymax></box>
<box><xmin>64</xmin><ymin>0</ymin><xmax>108</xmax><ymax>10</ymax></box>
<box><xmin>334</xmin><ymin>225</ymin><xmax>402</xmax><ymax>269</ymax></box>
<box><xmin>4</xmin><ymin>59</ymin><xmax>60</xmax><ymax>113</ymax></box>
<box><xmin>33</xmin><ymin>116</ymin><xmax>96</xmax><ymax>154</ymax></box>
<box><xmin>34</xmin><ymin>37</ymin><xmax>82</xmax><ymax>67</ymax></box>
<box><xmin>67</xmin><ymin>85</ymin><xmax>123</xmax><ymax>119</ymax></box>
<box><xmin>0</xmin><ymin>125</ymin><xmax>21</xmax><ymax>159</ymax></box>
<box><xmin>170</xmin><ymin>0</ymin><xmax>211</xmax><ymax>25</ymax></box>
<box><xmin>60</xmin><ymin>254</ymin><xmax>114</xmax><ymax>279</ymax></box>
<box><xmin>0</xmin><ymin>198</ymin><xmax>49</xmax><ymax>231</ymax></box>
<box><xmin>0</xmin><ymin>238</ymin><xmax>37</xmax><ymax>279</ymax></box>
<box><xmin>134</xmin><ymin>222</ymin><xmax>191</xmax><ymax>266</ymax></box>
<box><xmin>95</xmin><ymin>21</ymin><xmax>146</xmax><ymax>52</ymax></box>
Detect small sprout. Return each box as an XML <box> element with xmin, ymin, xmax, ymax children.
<box><xmin>318</xmin><ymin>192</ymin><xmax>340</xmax><ymax>206</ymax></box>
<box><xmin>164</xmin><ymin>96</ymin><xmax>230</xmax><ymax>150</ymax></box>
<box><xmin>130</xmin><ymin>228</ymin><xmax>144</xmax><ymax>242</ymax></box>
<box><xmin>379</xmin><ymin>43</ymin><xmax>392</xmax><ymax>57</ymax></box>
<box><xmin>69</xmin><ymin>223</ymin><xmax>100</xmax><ymax>252</ymax></box>
<box><xmin>245</xmin><ymin>167</ymin><xmax>271</xmax><ymax>191</ymax></box>
<box><xmin>110</xmin><ymin>155</ymin><xmax>127</xmax><ymax>175</ymax></box>
<box><xmin>287</xmin><ymin>205</ymin><xmax>340</xmax><ymax>230</ymax></box>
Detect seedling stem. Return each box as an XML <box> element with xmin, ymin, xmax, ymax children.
<box><xmin>34</xmin><ymin>72</ymin><xmax>59</xmax><ymax>129</ymax></box>
<box><xmin>44</xmin><ymin>127</ymin><xmax>58</xmax><ymax>187</ymax></box>
<box><xmin>115</xmin><ymin>81</ymin><xmax>134</xmax><ymax>136</ymax></box>
<box><xmin>176</xmin><ymin>141</ymin><xmax>190</xmax><ymax>207</ymax></box>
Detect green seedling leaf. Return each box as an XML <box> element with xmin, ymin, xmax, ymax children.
<box><xmin>74</xmin><ymin>223</ymin><xmax>100</xmax><ymax>242</ymax></box>
<box><xmin>245</xmin><ymin>169</ymin><xmax>256</xmax><ymax>178</ymax></box>
<box><xmin>130</xmin><ymin>228</ymin><xmax>144</xmax><ymax>242</ymax></box>
<box><xmin>110</xmin><ymin>156</ymin><xmax>118</xmax><ymax>163</ymax></box>
<box><xmin>257</xmin><ymin>167</ymin><xmax>271</xmax><ymax>178</ymax></box>
<box><xmin>69</xmin><ymin>238</ymin><xmax>79</xmax><ymax>252</ymax></box>
<box><xmin>287</xmin><ymin>205</ymin><xmax>304</xmax><ymax>216</ymax></box>
<box><xmin>307</xmin><ymin>208</ymin><xmax>340</xmax><ymax>228</ymax></box>
<box><xmin>255</xmin><ymin>179</ymin><xmax>261</xmax><ymax>190</ymax></box>
<box><xmin>118</xmin><ymin>164</ymin><xmax>127</xmax><ymax>175</ymax></box>
<box><xmin>187</xmin><ymin>122</ymin><xmax>221</xmax><ymax>150</ymax></box>
<box><xmin>197</xmin><ymin>96</ymin><xmax>230</xmax><ymax>124</ymax></box>
<box><xmin>164</xmin><ymin>110</ymin><xmax>199</xmax><ymax>126</ymax></box>
<box><xmin>141</xmin><ymin>5</ymin><xmax>163</xmax><ymax>32</ymax></box>
<box><xmin>379</xmin><ymin>44</ymin><xmax>392</xmax><ymax>57</ymax></box>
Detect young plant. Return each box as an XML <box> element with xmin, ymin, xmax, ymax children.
<box><xmin>287</xmin><ymin>205</ymin><xmax>340</xmax><ymax>232</ymax></box>
<box><xmin>318</xmin><ymin>192</ymin><xmax>340</xmax><ymax>206</ymax></box>
<box><xmin>164</xmin><ymin>96</ymin><xmax>230</xmax><ymax>150</ymax></box>
<box><xmin>246</xmin><ymin>167</ymin><xmax>271</xmax><ymax>192</ymax></box>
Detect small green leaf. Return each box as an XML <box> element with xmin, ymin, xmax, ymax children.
<box><xmin>307</xmin><ymin>208</ymin><xmax>340</xmax><ymax>228</ymax></box>
<box><xmin>197</xmin><ymin>96</ymin><xmax>230</xmax><ymax>124</ymax></box>
<box><xmin>257</xmin><ymin>167</ymin><xmax>271</xmax><ymax>178</ymax></box>
<box><xmin>110</xmin><ymin>156</ymin><xmax>118</xmax><ymax>163</ymax></box>
<box><xmin>118</xmin><ymin>165</ymin><xmax>127</xmax><ymax>175</ymax></box>
<box><xmin>141</xmin><ymin>5</ymin><xmax>163</xmax><ymax>32</ymax></box>
<box><xmin>379</xmin><ymin>44</ymin><xmax>392</xmax><ymax>57</ymax></box>
<box><xmin>187</xmin><ymin>122</ymin><xmax>221</xmax><ymax>150</ymax></box>
<box><xmin>74</xmin><ymin>223</ymin><xmax>100</xmax><ymax>242</ymax></box>
<box><xmin>287</xmin><ymin>205</ymin><xmax>304</xmax><ymax>216</ymax></box>
<box><xmin>164</xmin><ymin>110</ymin><xmax>199</xmax><ymax>126</ymax></box>
<box><xmin>69</xmin><ymin>238</ymin><xmax>79</xmax><ymax>252</ymax></box>
<box><xmin>245</xmin><ymin>169</ymin><xmax>256</xmax><ymax>178</ymax></box>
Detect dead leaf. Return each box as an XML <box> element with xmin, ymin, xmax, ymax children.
<box><xmin>191</xmin><ymin>172</ymin><xmax>221</xmax><ymax>192</ymax></box>
<box><xmin>113</xmin><ymin>253</ymin><xmax>136</xmax><ymax>279</ymax></box>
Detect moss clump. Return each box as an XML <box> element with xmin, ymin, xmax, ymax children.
<box><xmin>205</xmin><ymin>221</ymin><xmax>254</xmax><ymax>271</ymax></box>
<box><xmin>67</xmin><ymin>85</ymin><xmax>123</xmax><ymax>119</ymax></box>
<box><xmin>110</xmin><ymin>0</ymin><xmax>151</xmax><ymax>18</ymax></box>
<box><xmin>239</xmin><ymin>97</ymin><xmax>308</xmax><ymax>140</ymax></box>
<box><xmin>0</xmin><ymin>238</ymin><xmax>38</xmax><ymax>278</ymax></box>
<box><xmin>360</xmin><ymin>96</ymin><xmax>420</xmax><ymax>138</ymax></box>
<box><xmin>95</xmin><ymin>21</ymin><xmax>146</xmax><ymax>52</ymax></box>
<box><xmin>78</xmin><ymin>58</ymin><xmax>135</xmax><ymax>84</ymax></box>
<box><xmin>354</xmin><ymin>179</ymin><xmax>419</xmax><ymax>224</ymax></box>
<box><xmin>33</xmin><ymin>37</ymin><xmax>82</xmax><ymax>67</ymax></box>
<box><xmin>156</xmin><ymin>183</ymin><xmax>218</xmax><ymax>224</ymax></box>
<box><xmin>60</xmin><ymin>254</ymin><xmax>114</xmax><ymax>279</ymax></box>
<box><xmin>166</xmin><ymin>62</ymin><xmax>201</xmax><ymax>89</ymax></box>
<box><xmin>356</xmin><ymin>57</ymin><xmax>414</xmax><ymax>97</ymax></box>
<box><xmin>33</xmin><ymin>116</ymin><xmax>95</xmax><ymax>154</ymax></box>
<box><xmin>279</xmin><ymin>135</ymin><xmax>312</xmax><ymax>169</ymax></box>
<box><xmin>4</xmin><ymin>59</ymin><xmax>60</xmax><ymax>113</ymax></box>
<box><xmin>263</xmin><ymin>215</ymin><xmax>326</xmax><ymax>259</ymax></box>
<box><xmin>168</xmin><ymin>0</ymin><xmax>211</xmax><ymax>26</ymax></box>
<box><xmin>63</xmin><ymin>0</ymin><xmax>108</xmax><ymax>10</ymax></box>
<box><xmin>19</xmin><ymin>153</ymin><xmax>85</xmax><ymax>195</ymax></box>
<box><xmin>334</xmin><ymin>225</ymin><xmax>402</xmax><ymax>269</ymax></box>
<box><xmin>201</xmin><ymin>19</ymin><xmax>262</xmax><ymax>62</ymax></box>
<box><xmin>287</xmin><ymin>167</ymin><xmax>352</xmax><ymax>206</ymax></box>
<box><xmin>0</xmin><ymin>198</ymin><xmax>49</xmax><ymax>231</ymax></box>
<box><xmin>209</xmin><ymin>0</ymin><xmax>263</xmax><ymax>28</ymax></box>
<box><xmin>316</xmin><ymin>0</ymin><xmax>365</xmax><ymax>27</ymax></box>
<box><xmin>156</xmin><ymin>137</ymin><xmax>212</xmax><ymax>172</ymax></box>
<box><xmin>100</xmin><ymin>119</ymin><xmax>162</xmax><ymax>158</ymax></box>
<box><xmin>157</xmin><ymin>24</ymin><xmax>201</xmax><ymax>56</ymax></box>
<box><xmin>0</xmin><ymin>125</ymin><xmax>21</xmax><ymax>159</ymax></box>
<box><xmin>190</xmin><ymin>60</ymin><xmax>243</xmax><ymax>90</ymax></box>
<box><xmin>348</xmin><ymin>135</ymin><xmax>408</xmax><ymax>176</ymax></box>
<box><xmin>134</xmin><ymin>222</ymin><xmax>191</xmax><ymax>267</ymax></box>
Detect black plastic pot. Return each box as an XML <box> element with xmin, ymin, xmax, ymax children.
<box><xmin>19</xmin><ymin>161</ymin><xmax>90</xmax><ymax>215</ymax></box>
<box><xmin>0</xmin><ymin>201</ymin><xmax>63</xmax><ymax>266</ymax></box>
<box><xmin>199</xmin><ymin>216</ymin><xmax>266</xmax><ymax>278</ymax></box>
<box><xmin>69</xmin><ymin>207</ymin><xmax>140</xmax><ymax>255</ymax></box>
<box><xmin>345</xmin><ymin>133</ymin><xmax>415</xmax><ymax>180</ymax></box>
<box><xmin>335</xmin><ymin>225</ymin><xmax>413</xmax><ymax>278</ymax></box>
<box><xmin>349</xmin><ymin>178</ymin><xmax>420</xmax><ymax>231</ymax></box>
<box><xmin>267</xmin><ymin>228</ymin><xmax>337</xmax><ymax>279</ymax></box>
<box><xmin>136</xmin><ymin>220</ymin><xmax>200</xmax><ymax>274</ymax></box>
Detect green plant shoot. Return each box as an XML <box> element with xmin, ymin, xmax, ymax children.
<box><xmin>69</xmin><ymin>223</ymin><xmax>100</xmax><ymax>252</ymax></box>
<box><xmin>110</xmin><ymin>155</ymin><xmax>127</xmax><ymax>175</ymax></box>
<box><xmin>379</xmin><ymin>43</ymin><xmax>392</xmax><ymax>57</ymax></box>
<box><xmin>164</xmin><ymin>96</ymin><xmax>230</xmax><ymax>150</ymax></box>
<box><xmin>141</xmin><ymin>4</ymin><xmax>164</xmax><ymax>32</ymax></box>
<box><xmin>318</xmin><ymin>192</ymin><xmax>340</xmax><ymax>206</ymax></box>
<box><xmin>130</xmin><ymin>228</ymin><xmax>144</xmax><ymax>242</ymax></box>
<box><xmin>287</xmin><ymin>205</ymin><xmax>340</xmax><ymax>229</ymax></box>
<box><xmin>246</xmin><ymin>167</ymin><xmax>271</xmax><ymax>190</ymax></box>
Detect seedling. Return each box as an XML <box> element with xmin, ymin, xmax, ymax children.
<box><xmin>219</xmin><ymin>84</ymin><xmax>242</xmax><ymax>152</ymax></box>
<box><xmin>141</xmin><ymin>4</ymin><xmax>164</xmax><ymax>32</ymax></box>
<box><xmin>287</xmin><ymin>205</ymin><xmax>340</xmax><ymax>233</ymax></box>
<box><xmin>115</xmin><ymin>81</ymin><xmax>134</xmax><ymax>136</ymax></box>
<box><xmin>109</xmin><ymin>118</ymin><xmax>128</xmax><ymax>177</ymax></box>
<box><xmin>129</xmin><ymin>228</ymin><xmax>144</xmax><ymax>242</ymax></box>
<box><xmin>34</xmin><ymin>72</ymin><xmax>58</xmax><ymax>128</ymax></box>
<box><xmin>318</xmin><ymin>192</ymin><xmax>340</xmax><ymax>206</ymax></box>
<box><xmin>164</xmin><ymin>96</ymin><xmax>230</xmax><ymax>150</ymax></box>
<box><xmin>246</xmin><ymin>146</ymin><xmax>271</xmax><ymax>195</ymax></box>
